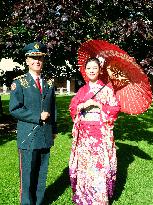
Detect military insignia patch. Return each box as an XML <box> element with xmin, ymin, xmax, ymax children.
<box><xmin>20</xmin><ymin>78</ymin><xmax>29</xmax><ymax>88</ymax></box>
<box><xmin>14</xmin><ymin>74</ymin><xmax>29</xmax><ymax>88</ymax></box>
<box><xmin>11</xmin><ymin>83</ymin><xmax>16</xmax><ymax>90</ymax></box>
<box><xmin>47</xmin><ymin>79</ymin><xmax>54</xmax><ymax>88</ymax></box>
<box><xmin>34</xmin><ymin>43</ymin><xmax>40</xmax><ymax>49</ymax></box>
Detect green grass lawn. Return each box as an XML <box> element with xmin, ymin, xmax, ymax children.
<box><xmin>0</xmin><ymin>94</ymin><xmax>153</xmax><ymax>205</ymax></box>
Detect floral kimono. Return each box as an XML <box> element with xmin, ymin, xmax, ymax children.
<box><xmin>69</xmin><ymin>80</ymin><xmax>120</xmax><ymax>205</ymax></box>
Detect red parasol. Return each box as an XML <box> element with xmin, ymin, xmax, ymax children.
<box><xmin>78</xmin><ymin>39</ymin><xmax>152</xmax><ymax>115</ymax></box>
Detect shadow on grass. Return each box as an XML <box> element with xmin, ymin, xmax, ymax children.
<box><xmin>56</xmin><ymin>95</ymin><xmax>73</xmax><ymax>134</ymax></box>
<box><xmin>0</xmin><ymin>114</ymin><xmax>16</xmax><ymax>145</ymax></box>
<box><xmin>0</xmin><ymin>95</ymin><xmax>17</xmax><ymax>145</ymax></box>
<box><xmin>114</xmin><ymin>107</ymin><xmax>153</xmax><ymax>144</ymax></box>
<box><xmin>43</xmin><ymin>167</ymin><xmax>70</xmax><ymax>205</ymax></box>
<box><xmin>111</xmin><ymin>142</ymin><xmax>152</xmax><ymax>203</ymax></box>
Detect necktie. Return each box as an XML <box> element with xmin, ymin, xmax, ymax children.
<box><xmin>35</xmin><ymin>77</ymin><xmax>42</xmax><ymax>94</ymax></box>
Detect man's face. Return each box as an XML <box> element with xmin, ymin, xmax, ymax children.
<box><xmin>26</xmin><ymin>56</ymin><xmax>44</xmax><ymax>74</ymax></box>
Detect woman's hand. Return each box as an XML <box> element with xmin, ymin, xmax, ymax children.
<box><xmin>76</xmin><ymin>99</ymin><xmax>102</xmax><ymax>115</ymax></box>
<box><xmin>83</xmin><ymin>99</ymin><xmax>95</xmax><ymax>108</ymax></box>
<box><xmin>77</xmin><ymin>103</ymin><xmax>84</xmax><ymax>111</ymax></box>
<box><xmin>84</xmin><ymin>99</ymin><xmax>102</xmax><ymax>110</ymax></box>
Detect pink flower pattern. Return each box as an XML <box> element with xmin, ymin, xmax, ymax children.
<box><xmin>69</xmin><ymin>80</ymin><xmax>120</xmax><ymax>205</ymax></box>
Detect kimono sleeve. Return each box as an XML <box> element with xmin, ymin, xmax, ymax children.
<box><xmin>102</xmin><ymin>87</ymin><xmax>120</xmax><ymax>120</ymax></box>
<box><xmin>69</xmin><ymin>87</ymin><xmax>84</xmax><ymax>121</ymax></box>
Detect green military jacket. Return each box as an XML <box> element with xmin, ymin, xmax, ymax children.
<box><xmin>9</xmin><ymin>72</ymin><xmax>57</xmax><ymax>150</ymax></box>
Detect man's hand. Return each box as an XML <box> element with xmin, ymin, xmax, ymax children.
<box><xmin>41</xmin><ymin>111</ymin><xmax>50</xmax><ymax>121</ymax></box>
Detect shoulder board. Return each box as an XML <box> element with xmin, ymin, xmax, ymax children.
<box><xmin>14</xmin><ymin>74</ymin><xmax>27</xmax><ymax>80</ymax></box>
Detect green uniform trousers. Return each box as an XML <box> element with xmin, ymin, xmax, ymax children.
<box><xmin>19</xmin><ymin>148</ymin><xmax>50</xmax><ymax>205</ymax></box>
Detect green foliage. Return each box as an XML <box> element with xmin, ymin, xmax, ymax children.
<box><xmin>0</xmin><ymin>95</ymin><xmax>153</xmax><ymax>204</ymax></box>
<box><xmin>1</xmin><ymin>94</ymin><xmax>10</xmax><ymax>115</ymax></box>
<box><xmin>0</xmin><ymin>0</ymin><xmax>153</xmax><ymax>77</ymax></box>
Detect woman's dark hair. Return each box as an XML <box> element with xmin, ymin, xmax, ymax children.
<box><xmin>85</xmin><ymin>57</ymin><xmax>100</xmax><ymax>68</ymax></box>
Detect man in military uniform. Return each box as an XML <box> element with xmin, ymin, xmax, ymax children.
<box><xmin>9</xmin><ymin>42</ymin><xmax>57</xmax><ymax>205</ymax></box>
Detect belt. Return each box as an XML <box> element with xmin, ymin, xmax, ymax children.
<box><xmin>81</xmin><ymin>112</ymin><xmax>100</xmax><ymax>121</ymax></box>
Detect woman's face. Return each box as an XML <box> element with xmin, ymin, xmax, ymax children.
<box><xmin>85</xmin><ymin>60</ymin><xmax>100</xmax><ymax>82</ymax></box>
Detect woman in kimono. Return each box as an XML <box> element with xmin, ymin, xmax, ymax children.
<box><xmin>69</xmin><ymin>57</ymin><xmax>120</xmax><ymax>205</ymax></box>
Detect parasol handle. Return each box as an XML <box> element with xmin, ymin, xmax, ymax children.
<box><xmin>91</xmin><ymin>84</ymin><xmax>106</xmax><ymax>99</ymax></box>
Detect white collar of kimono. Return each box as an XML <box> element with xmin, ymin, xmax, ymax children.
<box><xmin>89</xmin><ymin>81</ymin><xmax>101</xmax><ymax>88</ymax></box>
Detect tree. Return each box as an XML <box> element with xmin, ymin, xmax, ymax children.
<box><xmin>0</xmin><ymin>0</ymin><xmax>153</xmax><ymax>82</ymax></box>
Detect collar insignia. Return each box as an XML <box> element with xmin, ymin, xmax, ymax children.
<box><xmin>47</xmin><ymin>79</ymin><xmax>54</xmax><ymax>88</ymax></box>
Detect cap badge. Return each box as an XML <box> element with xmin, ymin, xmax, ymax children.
<box><xmin>34</xmin><ymin>43</ymin><xmax>40</xmax><ymax>49</ymax></box>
